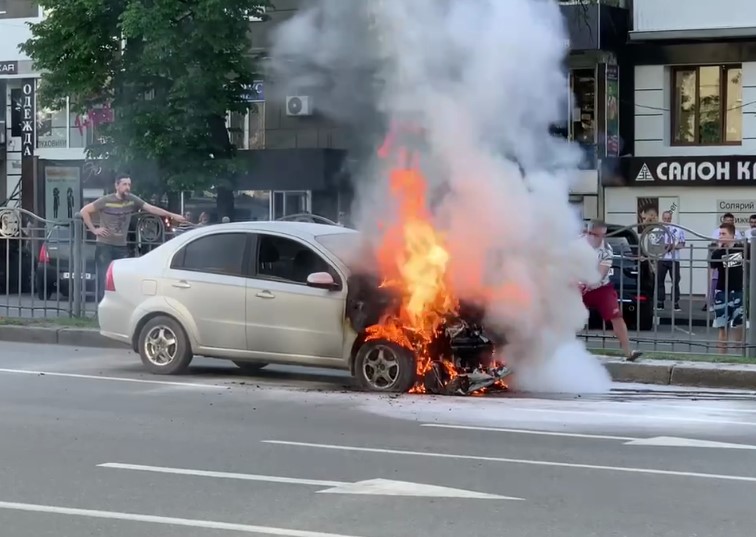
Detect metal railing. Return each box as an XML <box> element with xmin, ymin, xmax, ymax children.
<box><xmin>0</xmin><ymin>207</ymin><xmax>169</xmax><ymax>320</ymax></box>
<box><xmin>2</xmin><ymin>209</ymin><xmax>755</xmax><ymax>359</ymax></box>
<box><xmin>580</xmin><ymin>223</ymin><xmax>756</xmax><ymax>358</ymax></box>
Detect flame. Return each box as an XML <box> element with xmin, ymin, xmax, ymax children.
<box><xmin>365</xmin><ymin>124</ymin><xmax>464</xmax><ymax>392</ymax></box>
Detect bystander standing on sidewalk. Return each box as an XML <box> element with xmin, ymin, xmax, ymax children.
<box><xmin>80</xmin><ymin>174</ymin><xmax>186</xmax><ymax>301</ymax></box>
<box><xmin>657</xmin><ymin>210</ymin><xmax>685</xmax><ymax>311</ymax></box>
<box><xmin>710</xmin><ymin>222</ymin><xmax>748</xmax><ymax>353</ymax></box>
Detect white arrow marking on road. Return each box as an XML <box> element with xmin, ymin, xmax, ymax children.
<box><xmin>421</xmin><ymin>424</ymin><xmax>756</xmax><ymax>450</ymax></box>
<box><xmin>315</xmin><ymin>478</ymin><xmax>517</xmax><ymax>499</ymax></box>
<box><xmin>99</xmin><ymin>463</ymin><xmax>520</xmax><ymax>500</ymax></box>
<box><xmin>624</xmin><ymin>436</ymin><xmax>756</xmax><ymax>450</ymax></box>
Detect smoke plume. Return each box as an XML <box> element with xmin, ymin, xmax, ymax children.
<box><xmin>269</xmin><ymin>0</ymin><xmax>612</xmax><ymax>394</ymax></box>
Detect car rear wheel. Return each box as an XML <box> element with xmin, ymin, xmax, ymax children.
<box><xmin>233</xmin><ymin>361</ymin><xmax>269</xmax><ymax>374</ymax></box>
<box><xmin>137</xmin><ymin>316</ymin><xmax>193</xmax><ymax>375</ymax></box>
<box><xmin>354</xmin><ymin>339</ymin><xmax>416</xmax><ymax>393</ymax></box>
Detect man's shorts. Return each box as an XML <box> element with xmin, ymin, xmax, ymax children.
<box><xmin>712</xmin><ymin>290</ymin><xmax>744</xmax><ymax>328</ymax></box>
<box><xmin>583</xmin><ymin>284</ymin><xmax>622</xmax><ymax>322</ymax></box>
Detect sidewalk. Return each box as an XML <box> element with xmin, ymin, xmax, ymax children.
<box><xmin>1</xmin><ymin>322</ymin><xmax>755</xmax><ymax>391</ymax></box>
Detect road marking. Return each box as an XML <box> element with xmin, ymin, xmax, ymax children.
<box><xmin>0</xmin><ymin>501</ymin><xmax>363</xmax><ymax>537</ymax></box>
<box><xmin>99</xmin><ymin>463</ymin><xmax>519</xmax><ymax>500</ymax></box>
<box><xmin>263</xmin><ymin>440</ymin><xmax>756</xmax><ymax>483</ymax></box>
<box><xmin>0</xmin><ymin>368</ymin><xmax>217</xmax><ymax>389</ymax></box>
<box><xmin>421</xmin><ymin>424</ymin><xmax>635</xmax><ymax>441</ymax></box>
<box><xmin>421</xmin><ymin>424</ymin><xmax>756</xmax><ymax>450</ymax></box>
<box><xmin>625</xmin><ymin>436</ymin><xmax>756</xmax><ymax>450</ymax></box>
<box><xmin>501</xmin><ymin>406</ymin><xmax>756</xmax><ymax>427</ymax></box>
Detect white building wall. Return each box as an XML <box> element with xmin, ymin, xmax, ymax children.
<box><xmin>634</xmin><ymin>0</ymin><xmax>756</xmax><ymax>34</ymax></box>
<box><xmin>605</xmin><ymin>58</ymin><xmax>756</xmax><ymax>296</ymax></box>
<box><xmin>634</xmin><ymin>63</ymin><xmax>756</xmax><ymax>157</ymax></box>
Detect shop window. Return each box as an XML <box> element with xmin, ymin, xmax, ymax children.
<box><xmin>226</xmin><ymin>102</ymin><xmax>265</xmax><ymax>150</ymax></box>
<box><xmin>570</xmin><ymin>69</ymin><xmax>596</xmax><ymax>146</ymax></box>
<box><xmin>36</xmin><ymin>107</ymin><xmax>67</xmax><ymax>149</ymax></box>
<box><xmin>672</xmin><ymin>65</ymin><xmax>742</xmax><ymax>145</ymax></box>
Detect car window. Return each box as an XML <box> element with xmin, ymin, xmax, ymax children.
<box><xmin>47</xmin><ymin>225</ymin><xmax>97</xmax><ymax>243</ymax></box>
<box><xmin>257</xmin><ymin>234</ymin><xmax>336</xmax><ymax>285</ymax></box>
<box><xmin>172</xmin><ymin>233</ymin><xmax>248</xmax><ymax>277</ymax></box>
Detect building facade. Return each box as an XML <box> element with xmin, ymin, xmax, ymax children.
<box><xmin>1</xmin><ymin>1</ymin><xmax>109</xmax><ymax>219</ymax></box>
<box><xmin>558</xmin><ymin>0</ymin><xmax>632</xmax><ymax>220</ymax></box>
<box><xmin>603</xmin><ymin>0</ymin><xmax>756</xmax><ymax>294</ymax></box>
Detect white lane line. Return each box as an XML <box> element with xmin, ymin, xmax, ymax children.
<box><xmin>501</xmin><ymin>407</ymin><xmax>756</xmax><ymax>427</ymax></box>
<box><xmin>0</xmin><ymin>501</ymin><xmax>363</xmax><ymax>537</ymax></box>
<box><xmin>420</xmin><ymin>424</ymin><xmax>635</xmax><ymax>441</ymax></box>
<box><xmin>99</xmin><ymin>463</ymin><xmax>344</xmax><ymax>487</ymax></box>
<box><xmin>99</xmin><ymin>463</ymin><xmax>521</xmax><ymax>500</ymax></box>
<box><xmin>0</xmin><ymin>368</ymin><xmax>217</xmax><ymax>389</ymax></box>
<box><xmin>262</xmin><ymin>440</ymin><xmax>756</xmax><ymax>484</ymax></box>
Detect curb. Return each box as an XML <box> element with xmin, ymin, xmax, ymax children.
<box><xmin>0</xmin><ymin>325</ymin><xmax>128</xmax><ymax>350</ymax></box>
<box><xmin>2</xmin><ymin>325</ymin><xmax>756</xmax><ymax>391</ymax></box>
<box><xmin>598</xmin><ymin>357</ymin><xmax>756</xmax><ymax>391</ymax></box>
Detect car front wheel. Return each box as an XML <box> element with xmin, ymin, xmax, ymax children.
<box><xmin>137</xmin><ymin>315</ymin><xmax>193</xmax><ymax>375</ymax></box>
<box><xmin>354</xmin><ymin>339</ymin><xmax>416</xmax><ymax>393</ymax></box>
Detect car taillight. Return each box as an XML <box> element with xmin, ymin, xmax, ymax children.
<box><xmin>633</xmin><ymin>295</ymin><xmax>648</xmax><ymax>302</ymax></box>
<box><xmin>38</xmin><ymin>244</ymin><xmax>49</xmax><ymax>264</ymax></box>
<box><xmin>105</xmin><ymin>262</ymin><xmax>116</xmax><ymax>292</ymax></box>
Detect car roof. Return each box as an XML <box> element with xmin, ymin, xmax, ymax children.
<box><xmin>189</xmin><ymin>221</ymin><xmax>359</xmax><ymax>239</ymax></box>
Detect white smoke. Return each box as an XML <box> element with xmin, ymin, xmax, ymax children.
<box><xmin>269</xmin><ymin>0</ymin><xmax>612</xmax><ymax>394</ymax></box>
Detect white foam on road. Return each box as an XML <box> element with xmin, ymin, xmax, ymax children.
<box><xmin>0</xmin><ymin>501</ymin><xmax>365</xmax><ymax>537</ymax></box>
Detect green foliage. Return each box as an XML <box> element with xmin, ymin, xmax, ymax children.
<box><xmin>21</xmin><ymin>0</ymin><xmax>271</xmax><ymax>193</ymax></box>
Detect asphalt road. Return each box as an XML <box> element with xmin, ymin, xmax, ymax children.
<box><xmin>2</xmin><ymin>342</ymin><xmax>756</xmax><ymax>536</ymax></box>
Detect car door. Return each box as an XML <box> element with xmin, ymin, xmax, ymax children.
<box><xmin>245</xmin><ymin>232</ymin><xmax>346</xmax><ymax>360</ymax></box>
<box><xmin>163</xmin><ymin>232</ymin><xmax>251</xmax><ymax>351</ymax></box>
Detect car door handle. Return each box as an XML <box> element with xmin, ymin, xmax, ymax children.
<box><xmin>256</xmin><ymin>290</ymin><xmax>275</xmax><ymax>299</ymax></box>
<box><xmin>172</xmin><ymin>281</ymin><xmax>191</xmax><ymax>289</ymax></box>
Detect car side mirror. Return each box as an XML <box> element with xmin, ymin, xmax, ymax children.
<box><xmin>307</xmin><ymin>271</ymin><xmax>337</xmax><ymax>290</ymax></box>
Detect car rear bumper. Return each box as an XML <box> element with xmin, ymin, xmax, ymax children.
<box><xmin>98</xmin><ymin>292</ymin><xmax>132</xmax><ymax>344</ymax></box>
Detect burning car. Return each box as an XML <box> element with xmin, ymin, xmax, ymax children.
<box><xmin>98</xmin><ymin>123</ymin><xmax>512</xmax><ymax>395</ymax></box>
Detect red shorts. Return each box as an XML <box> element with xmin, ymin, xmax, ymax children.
<box><xmin>582</xmin><ymin>284</ymin><xmax>622</xmax><ymax>322</ymax></box>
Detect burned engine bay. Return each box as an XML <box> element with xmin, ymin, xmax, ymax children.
<box><xmin>346</xmin><ymin>273</ymin><xmax>512</xmax><ymax>395</ymax></box>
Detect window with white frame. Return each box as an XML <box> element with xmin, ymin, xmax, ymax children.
<box><xmin>227</xmin><ymin>102</ymin><xmax>265</xmax><ymax>150</ymax></box>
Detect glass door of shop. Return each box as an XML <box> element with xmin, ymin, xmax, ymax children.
<box><xmin>271</xmin><ymin>191</ymin><xmax>312</xmax><ymax>220</ymax></box>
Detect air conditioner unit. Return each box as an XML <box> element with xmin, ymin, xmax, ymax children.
<box><xmin>286</xmin><ymin>96</ymin><xmax>313</xmax><ymax>117</ymax></box>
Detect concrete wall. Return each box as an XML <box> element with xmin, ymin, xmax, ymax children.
<box><xmin>634</xmin><ymin>63</ymin><xmax>756</xmax><ymax>157</ymax></box>
<box><xmin>634</xmin><ymin>0</ymin><xmax>756</xmax><ymax>33</ymax></box>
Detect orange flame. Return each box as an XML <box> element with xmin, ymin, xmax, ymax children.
<box><xmin>366</xmin><ymin>125</ymin><xmax>462</xmax><ymax>392</ymax></box>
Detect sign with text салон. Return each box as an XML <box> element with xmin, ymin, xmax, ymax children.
<box><xmin>625</xmin><ymin>156</ymin><xmax>756</xmax><ymax>186</ymax></box>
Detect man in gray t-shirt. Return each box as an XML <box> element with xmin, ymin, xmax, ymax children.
<box><xmin>80</xmin><ymin>174</ymin><xmax>185</xmax><ymax>300</ymax></box>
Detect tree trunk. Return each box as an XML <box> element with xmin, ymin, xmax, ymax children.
<box><xmin>216</xmin><ymin>188</ymin><xmax>235</xmax><ymax>221</ymax></box>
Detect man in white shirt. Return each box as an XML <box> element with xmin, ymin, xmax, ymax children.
<box><xmin>657</xmin><ymin>211</ymin><xmax>685</xmax><ymax>311</ymax></box>
<box><xmin>580</xmin><ymin>220</ymin><xmax>643</xmax><ymax>362</ymax></box>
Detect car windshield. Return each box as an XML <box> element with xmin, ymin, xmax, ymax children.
<box><xmin>605</xmin><ymin>237</ymin><xmax>636</xmax><ymax>257</ymax></box>
<box><xmin>314</xmin><ymin>232</ymin><xmax>372</xmax><ymax>268</ymax></box>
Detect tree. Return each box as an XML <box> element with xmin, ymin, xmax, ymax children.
<box><xmin>21</xmin><ymin>0</ymin><xmax>272</xmax><ymax>217</ymax></box>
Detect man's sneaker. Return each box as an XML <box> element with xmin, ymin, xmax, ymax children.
<box><xmin>625</xmin><ymin>351</ymin><xmax>643</xmax><ymax>362</ymax></box>
<box><xmin>656</xmin><ymin>303</ymin><xmax>665</xmax><ymax>310</ymax></box>
<box><xmin>674</xmin><ymin>304</ymin><xmax>681</xmax><ymax>312</ymax></box>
